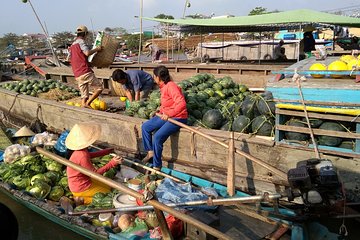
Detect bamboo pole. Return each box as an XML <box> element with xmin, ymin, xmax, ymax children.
<box><xmin>156</xmin><ymin>114</ymin><xmax>288</xmax><ymax>180</ymax></box>
<box><xmin>227</xmin><ymin>131</ymin><xmax>235</xmax><ymax>196</ymax></box>
<box><xmin>90</xmin><ymin>145</ymin><xmax>185</xmax><ymax>183</ymax></box>
<box><xmin>36</xmin><ymin>147</ymin><xmax>232</xmax><ymax>240</ymax></box>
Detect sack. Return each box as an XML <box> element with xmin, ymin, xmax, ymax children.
<box><xmin>54</xmin><ymin>130</ymin><xmax>70</xmax><ymax>158</ymax></box>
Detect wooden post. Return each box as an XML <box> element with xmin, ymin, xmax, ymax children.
<box><xmin>153</xmin><ymin>207</ymin><xmax>173</xmax><ymax>240</ymax></box>
<box><xmin>227</xmin><ymin>131</ymin><xmax>235</xmax><ymax>196</ymax></box>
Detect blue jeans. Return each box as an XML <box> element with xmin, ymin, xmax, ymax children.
<box><xmin>141</xmin><ymin>116</ymin><xmax>187</xmax><ymax>168</ymax></box>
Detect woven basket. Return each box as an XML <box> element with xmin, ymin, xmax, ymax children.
<box><xmin>111</xmin><ymin>79</ymin><xmax>127</xmax><ymax>96</ymax></box>
<box><xmin>91</xmin><ymin>34</ymin><xmax>120</xmax><ymax>68</ymax></box>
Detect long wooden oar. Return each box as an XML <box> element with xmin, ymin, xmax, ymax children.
<box><xmin>69</xmin><ymin>193</ymin><xmax>282</xmax><ymax>216</ymax></box>
<box><xmin>156</xmin><ymin>114</ymin><xmax>288</xmax><ymax>180</ymax></box>
<box><xmin>89</xmin><ymin>145</ymin><xmax>185</xmax><ymax>183</ymax></box>
<box><xmin>36</xmin><ymin>147</ymin><xmax>232</xmax><ymax>240</ymax></box>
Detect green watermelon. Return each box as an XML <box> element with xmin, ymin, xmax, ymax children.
<box><xmin>232</xmin><ymin>115</ymin><xmax>250</xmax><ymax>133</ymax></box>
<box><xmin>318</xmin><ymin>122</ymin><xmax>345</xmax><ymax>146</ymax></box>
<box><xmin>284</xmin><ymin>119</ymin><xmax>309</xmax><ymax>141</ymax></box>
<box><xmin>251</xmin><ymin>115</ymin><xmax>274</xmax><ymax>136</ymax></box>
<box><xmin>202</xmin><ymin>109</ymin><xmax>224</xmax><ymax>129</ymax></box>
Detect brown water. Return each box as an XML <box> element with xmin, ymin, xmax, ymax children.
<box><xmin>0</xmin><ymin>190</ymin><xmax>88</xmax><ymax>240</ymax></box>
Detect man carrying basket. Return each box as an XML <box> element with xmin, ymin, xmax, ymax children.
<box><xmin>69</xmin><ymin>25</ymin><xmax>103</xmax><ymax>108</ymax></box>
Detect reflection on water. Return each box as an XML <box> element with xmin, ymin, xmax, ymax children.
<box><xmin>0</xmin><ymin>190</ymin><xmax>88</xmax><ymax>240</ymax></box>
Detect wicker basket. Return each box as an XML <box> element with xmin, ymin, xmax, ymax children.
<box><xmin>91</xmin><ymin>34</ymin><xmax>120</xmax><ymax>68</ymax></box>
<box><xmin>111</xmin><ymin>79</ymin><xmax>127</xmax><ymax>96</ymax></box>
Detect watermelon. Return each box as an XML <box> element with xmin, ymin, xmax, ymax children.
<box><xmin>284</xmin><ymin>119</ymin><xmax>309</xmax><ymax>141</ymax></box>
<box><xmin>318</xmin><ymin>122</ymin><xmax>345</xmax><ymax>146</ymax></box>
<box><xmin>232</xmin><ymin>115</ymin><xmax>250</xmax><ymax>133</ymax></box>
<box><xmin>202</xmin><ymin>109</ymin><xmax>224</xmax><ymax>129</ymax></box>
<box><xmin>301</xmin><ymin>118</ymin><xmax>323</xmax><ymax>128</ymax></box>
<box><xmin>220</xmin><ymin>121</ymin><xmax>232</xmax><ymax>131</ymax></box>
<box><xmin>251</xmin><ymin>115</ymin><xmax>274</xmax><ymax>136</ymax></box>
<box><xmin>241</xmin><ymin>94</ymin><xmax>258</xmax><ymax>119</ymax></box>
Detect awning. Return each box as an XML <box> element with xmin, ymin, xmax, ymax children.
<box><xmin>144</xmin><ymin>9</ymin><xmax>360</xmax><ymax>33</ymax></box>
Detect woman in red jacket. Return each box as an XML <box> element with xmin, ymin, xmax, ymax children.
<box><xmin>141</xmin><ymin>66</ymin><xmax>188</xmax><ymax>169</ymax></box>
<box><xmin>65</xmin><ymin>122</ymin><xmax>123</xmax><ymax>204</ymax></box>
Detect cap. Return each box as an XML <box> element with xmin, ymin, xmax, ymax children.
<box><xmin>76</xmin><ymin>25</ymin><xmax>88</xmax><ymax>34</ymax></box>
<box><xmin>65</xmin><ymin>122</ymin><xmax>101</xmax><ymax>150</ymax></box>
<box><xmin>144</xmin><ymin>42</ymin><xmax>152</xmax><ymax>48</ymax></box>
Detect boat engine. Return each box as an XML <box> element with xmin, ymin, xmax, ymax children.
<box><xmin>287</xmin><ymin>158</ymin><xmax>343</xmax><ymax>211</ymax></box>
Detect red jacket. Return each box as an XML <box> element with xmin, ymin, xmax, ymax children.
<box><xmin>69</xmin><ymin>39</ymin><xmax>92</xmax><ymax>78</ymax></box>
<box><xmin>159</xmin><ymin>81</ymin><xmax>188</xmax><ymax>119</ymax></box>
<box><xmin>67</xmin><ymin>148</ymin><xmax>116</xmax><ymax>193</ymax></box>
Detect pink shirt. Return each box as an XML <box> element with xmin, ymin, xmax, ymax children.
<box><xmin>67</xmin><ymin>148</ymin><xmax>117</xmax><ymax>193</ymax></box>
<box><xmin>159</xmin><ymin>81</ymin><xmax>188</xmax><ymax>119</ymax></box>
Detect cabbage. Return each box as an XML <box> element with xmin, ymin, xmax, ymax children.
<box><xmin>29</xmin><ymin>180</ymin><xmax>51</xmax><ymax>199</ymax></box>
<box><xmin>58</xmin><ymin>177</ymin><xmax>69</xmax><ymax>189</ymax></box>
<box><xmin>45</xmin><ymin>160</ymin><xmax>63</xmax><ymax>172</ymax></box>
<box><xmin>30</xmin><ymin>173</ymin><xmax>51</xmax><ymax>186</ymax></box>
<box><xmin>44</xmin><ymin>171</ymin><xmax>61</xmax><ymax>186</ymax></box>
<box><xmin>29</xmin><ymin>163</ymin><xmax>47</xmax><ymax>174</ymax></box>
<box><xmin>48</xmin><ymin>186</ymin><xmax>64</xmax><ymax>201</ymax></box>
<box><xmin>12</xmin><ymin>176</ymin><xmax>30</xmax><ymax>189</ymax></box>
<box><xmin>16</xmin><ymin>154</ymin><xmax>37</xmax><ymax>166</ymax></box>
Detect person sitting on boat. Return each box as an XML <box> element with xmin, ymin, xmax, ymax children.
<box><xmin>141</xmin><ymin>66</ymin><xmax>188</xmax><ymax>170</ymax></box>
<box><xmin>273</xmin><ymin>40</ymin><xmax>287</xmax><ymax>60</ymax></box>
<box><xmin>112</xmin><ymin>69</ymin><xmax>154</xmax><ymax>102</ymax></box>
<box><xmin>65</xmin><ymin>122</ymin><xmax>123</xmax><ymax>205</ymax></box>
<box><xmin>68</xmin><ymin>25</ymin><xmax>103</xmax><ymax>108</ymax></box>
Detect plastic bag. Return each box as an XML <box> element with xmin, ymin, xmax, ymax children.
<box><xmin>31</xmin><ymin>132</ymin><xmax>58</xmax><ymax>146</ymax></box>
<box><xmin>54</xmin><ymin>130</ymin><xmax>69</xmax><ymax>158</ymax></box>
<box><xmin>116</xmin><ymin>218</ymin><xmax>148</xmax><ymax>239</ymax></box>
<box><xmin>3</xmin><ymin>144</ymin><xmax>31</xmax><ymax>163</ymax></box>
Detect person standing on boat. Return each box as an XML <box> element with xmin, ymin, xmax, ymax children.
<box><xmin>145</xmin><ymin>42</ymin><xmax>162</xmax><ymax>62</ymax></box>
<box><xmin>112</xmin><ymin>69</ymin><xmax>154</xmax><ymax>102</ymax></box>
<box><xmin>69</xmin><ymin>25</ymin><xmax>103</xmax><ymax>108</ymax></box>
<box><xmin>141</xmin><ymin>66</ymin><xmax>188</xmax><ymax>170</ymax></box>
<box><xmin>65</xmin><ymin>122</ymin><xmax>123</xmax><ymax>205</ymax></box>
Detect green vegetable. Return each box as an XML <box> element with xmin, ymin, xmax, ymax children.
<box><xmin>12</xmin><ymin>176</ymin><xmax>30</xmax><ymax>189</ymax></box>
<box><xmin>31</xmin><ymin>173</ymin><xmax>51</xmax><ymax>186</ymax></box>
<box><xmin>48</xmin><ymin>186</ymin><xmax>64</xmax><ymax>201</ymax></box>
<box><xmin>45</xmin><ymin>160</ymin><xmax>63</xmax><ymax>172</ymax></box>
<box><xmin>29</xmin><ymin>180</ymin><xmax>51</xmax><ymax>199</ymax></box>
<box><xmin>58</xmin><ymin>177</ymin><xmax>69</xmax><ymax>190</ymax></box>
<box><xmin>44</xmin><ymin>171</ymin><xmax>61</xmax><ymax>186</ymax></box>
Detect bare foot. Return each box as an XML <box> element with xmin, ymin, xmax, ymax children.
<box><xmin>82</xmin><ymin>104</ymin><xmax>92</xmax><ymax>109</ymax></box>
<box><xmin>142</xmin><ymin>151</ymin><xmax>154</xmax><ymax>163</ymax></box>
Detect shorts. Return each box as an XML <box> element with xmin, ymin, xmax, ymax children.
<box><xmin>72</xmin><ymin>179</ymin><xmax>111</xmax><ymax>205</ymax></box>
<box><xmin>76</xmin><ymin>72</ymin><xmax>104</xmax><ymax>99</ymax></box>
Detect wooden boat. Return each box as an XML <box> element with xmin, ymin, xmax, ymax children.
<box><xmin>1</xmin><ymin>57</ymin><xmax>360</xmax><ymax>202</ymax></box>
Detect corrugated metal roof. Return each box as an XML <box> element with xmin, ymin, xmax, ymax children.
<box><xmin>144</xmin><ymin>9</ymin><xmax>360</xmax><ymax>33</ymax></box>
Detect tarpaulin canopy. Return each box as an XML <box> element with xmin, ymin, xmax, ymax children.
<box><xmin>144</xmin><ymin>9</ymin><xmax>360</xmax><ymax>33</ymax></box>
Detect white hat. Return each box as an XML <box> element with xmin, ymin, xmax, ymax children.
<box><xmin>14</xmin><ymin>126</ymin><xmax>35</xmax><ymax>137</ymax></box>
<box><xmin>65</xmin><ymin>122</ymin><xmax>101</xmax><ymax>150</ymax></box>
<box><xmin>144</xmin><ymin>42</ymin><xmax>152</xmax><ymax>48</ymax></box>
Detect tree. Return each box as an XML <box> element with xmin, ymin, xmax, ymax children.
<box><xmin>51</xmin><ymin>31</ymin><xmax>75</xmax><ymax>48</ymax></box>
<box><xmin>104</xmin><ymin>27</ymin><xmax>127</xmax><ymax>36</ymax></box>
<box><xmin>154</xmin><ymin>14</ymin><xmax>174</xmax><ymax>20</ymax></box>
<box><xmin>0</xmin><ymin>33</ymin><xmax>20</xmax><ymax>49</ymax></box>
<box><xmin>248</xmin><ymin>7</ymin><xmax>268</xmax><ymax>16</ymax></box>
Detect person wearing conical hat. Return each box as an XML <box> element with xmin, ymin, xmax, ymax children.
<box><xmin>65</xmin><ymin>122</ymin><xmax>123</xmax><ymax>205</ymax></box>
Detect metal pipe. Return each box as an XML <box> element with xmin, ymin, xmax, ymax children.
<box><xmin>36</xmin><ymin>147</ymin><xmax>232</xmax><ymax>240</ymax></box>
<box><xmin>156</xmin><ymin>114</ymin><xmax>288</xmax><ymax>180</ymax></box>
<box><xmin>69</xmin><ymin>193</ymin><xmax>282</xmax><ymax>216</ymax></box>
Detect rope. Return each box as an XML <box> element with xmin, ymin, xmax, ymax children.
<box><xmin>292</xmin><ymin>70</ymin><xmax>320</xmax><ymax>159</ymax></box>
<box><xmin>190</xmin><ymin>132</ymin><xmax>197</xmax><ymax>157</ymax></box>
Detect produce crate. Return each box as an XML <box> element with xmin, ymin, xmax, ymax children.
<box><xmin>275</xmin><ymin>105</ymin><xmax>360</xmax><ymax>157</ymax></box>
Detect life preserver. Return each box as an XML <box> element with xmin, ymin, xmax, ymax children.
<box><xmin>239</xmin><ymin>56</ymin><xmax>247</xmax><ymax>61</ymax></box>
<box><xmin>263</xmin><ymin>54</ymin><xmax>272</xmax><ymax>60</ymax></box>
<box><xmin>202</xmin><ymin>54</ymin><xmax>210</xmax><ymax>62</ymax></box>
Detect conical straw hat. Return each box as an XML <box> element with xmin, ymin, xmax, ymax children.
<box><xmin>65</xmin><ymin>122</ymin><xmax>101</xmax><ymax>150</ymax></box>
<box><xmin>14</xmin><ymin>126</ymin><xmax>35</xmax><ymax>137</ymax></box>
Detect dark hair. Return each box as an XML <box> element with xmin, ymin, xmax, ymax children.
<box><xmin>112</xmin><ymin>69</ymin><xmax>127</xmax><ymax>82</ymax></box>
<box><xmin>153</xmin><ymin>65</ymin><xmax>171</xmax><ymax>83</ymax></box>
<box><xmin>77</xmin><ymin>32</ymin><xmax>86</xmax><ymax>38</ymax></box>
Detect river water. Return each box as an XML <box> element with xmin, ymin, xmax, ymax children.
<box><xmin>0</xmin><ymin>190</ymin><xmax>87</xmax><ymax>240</ymax></box>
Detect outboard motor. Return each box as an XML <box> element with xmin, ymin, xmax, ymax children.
<box><xmin>287</xmin><ymin>158</ymin><xmax>343</xmax><ymax>211</ymax></box>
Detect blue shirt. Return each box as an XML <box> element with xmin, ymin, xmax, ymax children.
<box><xmin>123</xmin><ymin>70</ymin><xmax>154</xmax><ymax>92</ymax></box>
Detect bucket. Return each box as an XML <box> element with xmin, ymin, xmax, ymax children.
<box><xmin>127</xmin><ymin>179</ymin><xmax>142</xmax><ymax>201</ymax></box>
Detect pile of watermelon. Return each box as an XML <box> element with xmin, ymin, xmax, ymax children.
<box><xmin>0</xmin><ymin>79</ymin><xmax>80</xmax><ymax>100</ymax></box>
<box><xmin>284</xmin><ymin>117</ymin><xmax>355</xmax><ymax>149</ymax></box>
<box><xmin>125</xmin><ymin>73</ymin><xmax>276</xmax><ymax>136</ymax></box>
